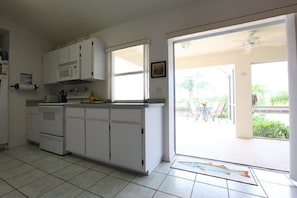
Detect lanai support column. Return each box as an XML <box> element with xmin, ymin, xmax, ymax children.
<box><xmin>286</xmin><ymin>13</ymin><xmax>297</xmax><ymax>181</ymax></box>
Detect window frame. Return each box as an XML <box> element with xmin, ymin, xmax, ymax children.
<box><xmin>107</xmin><ymin>39</ymin><xmax>150</xmax><ymax>102</ymax></box>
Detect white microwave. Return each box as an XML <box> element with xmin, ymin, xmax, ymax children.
<box><xmin>57</xmin><ymin>60</ymin><xmax>80</xmax><ymax>81</ymax></box>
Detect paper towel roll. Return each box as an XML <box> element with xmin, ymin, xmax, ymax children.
<box><xmin>10</xmin><ymin>83</ymin><xmax>38</xmax><ymax>90</ymax></box>
<box><xmin>19</xmin><ymin>84</ymin><xmax>36</xmax><ymax>90</ymax></box>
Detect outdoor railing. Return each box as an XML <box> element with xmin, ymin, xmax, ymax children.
<box><xmin>252</xmin><ymin>106</ymin><xmax>289</xmax><ymax>114</ymax></box>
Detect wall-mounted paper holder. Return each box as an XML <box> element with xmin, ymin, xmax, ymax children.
<box><xmin>10</xmin><ymin>83</ymin><xmax>39</xmax><ymax>91</ymax></box>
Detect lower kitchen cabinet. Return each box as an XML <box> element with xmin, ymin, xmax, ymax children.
<box><xmin>110</xmin><ymin>122</ymin><xmax>143</xmax><ymax>172</ymax></box>
<box><xmin>65</xmin><ymin>107</ymin><xmax>85</xmax><ymax>155</ymax></box>
<box><xmin>65</xmin><ymin>104</ymin><xmax>163</xmax><ymax>174</ymax></box>
<box><xmin>110</xmin><ymin>107</ymin><xmax>163</xmax><ymax>174</ymax></box>
<box><xmin>26</xmin><ymin>106</ymin><xmax>40</xmax><ymax>143</ymax></box>
<box><xmin>85</xmin><ymin>108</ymin><xmax>109</xmax><ymax>162</ymax></box>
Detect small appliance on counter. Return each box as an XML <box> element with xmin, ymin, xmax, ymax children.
<box><xmin>44</xmin><ymin>95</ymin><xmax>59</xmax><ymax>103</ymax></box>
<box><xmin>59</xmin><ymin>89</ymin><xmax>67</xmax><ymax>102</ymax></box>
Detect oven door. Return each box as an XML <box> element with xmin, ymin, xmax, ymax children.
<box><xmin>39</xmin><ymin>106</ymin><xmax>64</xmax><ymax>137</ymax></box>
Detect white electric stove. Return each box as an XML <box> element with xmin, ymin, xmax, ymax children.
<box><xmin>39</xmin><ymin>102</ymin><xmax>67</xmax><ymax>155</ymax></box>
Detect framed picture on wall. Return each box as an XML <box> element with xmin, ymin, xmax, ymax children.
<box><xmin>151</xmin><ymin>61</ymin><xmax>166</xmax><ymax>78</ymax></box>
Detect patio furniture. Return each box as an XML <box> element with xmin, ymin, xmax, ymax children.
<box><xmin>210</xmin><ymin>102</ymin><xmax>226</xmax><ymax>121</ymax></box>
<box><xmin>188</xmin><ymin>100</ymin><xmax>200</xmax><ymax>121</ymax></box>
<box><xmin>198</xmin><ymin>106</ymin><xmax>212</xmax><ymax>122</ymax></box>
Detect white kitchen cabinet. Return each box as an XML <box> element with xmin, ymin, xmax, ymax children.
<box><xmin>58</xmin><ymin>43</ymin><xmax>80</xmax><ymax>65</ymax></box>
<box><xmin>58</xmin><ymin>46</ymin><xmax>68</xmax><ymax>64</ymax></box>
<box><xmin>65</xmin><ymin>107</ymin><xmax>85</xmax><ymax>155</ymax></box>
<box><xmin>26</xmin><ymin>106</ymin><xmax>40</xmax><ymax>143</ymax></box>
<box><xmin>42</xmin><ymin>50</ymin><xmax>57</xmax><ymax>84</ymax></box>
<box><xmin>42</xmin><ymin>37</ymin><xmax>105</xmax><ymax>83</ymax></box>
<box><xmin>110</xmin><ymin>107</ymin><xmax>163</xmax><ymax>174</ymax></box>
<box><xmin>69</xmin><ymin>43</ymin><xmax>80</xmax><ymax>62</ymax></box>
<box><xmin>64</xmin><ymin>104</ymin><xmax>163</xmax><ymax>174</ymax></box>
<box><xmin>85</xmin><ymin>108</ymin><xmax>110</xmax><ymax>162</ymax></box>
<box><xmin>80</xmin><ymin>37</ymin><xmax>105</xmax><ymax>80</ymax></box>
<box><xmin>111</xmin><ymin>122</ymin><xmax>143</xmax><ymax>172</ymax></box>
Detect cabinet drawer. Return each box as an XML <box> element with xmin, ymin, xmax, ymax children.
<box><xmin>111</xmin><ymin>109</ymin><xmax>142</xmax><ymax>123</ymax></box>
<box><xmin>66</xmin><ymin>107</ymin><xmax>84</xmax><ymax>118</ymax></box>
<box><xmin>40</xmin><ymin>133</ymin><xmax>65</xmax><ymax>155</ymax></box>
<box><xmin>86</xmin><ymin>108</ymin><xmax>109</xmax><ymax>120</ymax></box>
<box><xmin>26</xmin><ymin>106</ymin><xmax>39</xmax><ymax>114</ymax></box>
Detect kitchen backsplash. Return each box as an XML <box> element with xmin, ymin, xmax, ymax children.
<box><xmin>44</xmin><ymin>80</ymin><xmax>107</xmax><ymax>101</ymax></box>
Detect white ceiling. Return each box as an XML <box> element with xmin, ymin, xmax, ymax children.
<box><xmin>0</xmin><ymin>0</ymin><xmax>194</xmax><ymax>44</ymax></box>
<box><xmin>175</xmin><ymin>22</ymin><xmax>286</xmax><ymax>57</ymax></box>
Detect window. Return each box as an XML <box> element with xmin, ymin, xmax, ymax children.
<box><xmin>110</xmin><ymin>43</ymin><xmax>149</xmax><ymax>101</ymax></box>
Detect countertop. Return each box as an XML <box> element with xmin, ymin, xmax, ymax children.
<box><xmin>26</xmin><ymin>100</ymin><xmax>44</xmax><ymax>106</ymax></box>
<box><xmin>26</xmin><ymin>99</ymin><xmax>165</xmax><ymax>108</ymax></box>
<box><xmin>65</xmin><ymin>99</ymin><xmax>165</xmax><ymax>108</ymax></box>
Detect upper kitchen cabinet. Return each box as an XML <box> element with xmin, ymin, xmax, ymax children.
<box><xmin>56</xmin><ymin>43</ymin><xmax>80</xmax><ymax>82</ymax></box>
<box><xmin>42</xmin><ymin>37</ymin><xmax>105</xmax><ymax>84</ymax></box>
<box><xmin>42</xmin><ymin>50</ymin><xmax>58</xmax><ymax>84</ymax></box>
<box><xmin>80</xmin><ymin>37</ymin><xmax>106</xmax><ymax>80</ymax></box>
<box><xmin>58</xmin><ymin>43</ymin><xmax>80</xmax><ymax>65</ymax></box>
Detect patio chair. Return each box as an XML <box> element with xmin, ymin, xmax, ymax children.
<box><xmin>210</xmin><ymin>102</ymin><xmax>226</xmax><ymax>122</ymax></box>
<box><xmin>188</xmin><ymin>100</ymin><xmax>200</xmax><ymax>121</ymax></box>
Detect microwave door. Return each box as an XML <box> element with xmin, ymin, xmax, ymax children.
<box><xmin>70</xmin><ymin>67</ymin><xmax>73</xmax><ymax>78</ymax></box>
<box><xmin>58</xmin><ymin>68</ymin><xmax>70</xmax><ymax>81</ymax></box>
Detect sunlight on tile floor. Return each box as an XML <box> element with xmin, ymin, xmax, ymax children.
<box><xmin>176</xmin><ymin>117</ymin><xmax>289</xmax><ymax>171</ymax></box>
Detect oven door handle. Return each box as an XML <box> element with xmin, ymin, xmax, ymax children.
<box><xmin>39</xmin><ymin>106</ymin><xmax>63</xmax><ymax>115</ymax></box>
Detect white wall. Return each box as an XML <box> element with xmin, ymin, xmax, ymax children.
<box><xmin>0</xmin><ymin>16</ymin><xmax>52</xmax><ymax>147</ymax></box>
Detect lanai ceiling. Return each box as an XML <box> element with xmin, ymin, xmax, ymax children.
<box><xmin>175</xmin><ymin>22</ymin><xmax>286</xmax><ymax>57</ymax></box>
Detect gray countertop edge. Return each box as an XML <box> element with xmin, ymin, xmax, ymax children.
<box><xmin>26</xmin><ymin>98</ymin><xmax>165</xmax><ymax>108</ymax></box>
<box><xmin>26</xmin><ymin>100</ymin><xmax>44</xmax><ymax>106</ymax></box>
<box><xmin>64</xmin><ymin>102</ymin><xmax>165</xmax><ymax>108</ymax></box>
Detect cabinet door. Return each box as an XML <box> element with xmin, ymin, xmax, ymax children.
<box><xmin>26</xmin><ymin>107</ymin><xmax>39</xmax><ymax>143</ymax></box>
<box><xmin>80</xmin><ymin>38</ymin><xmax>93</xmax><ymax>80</ymax></box>
<box><xmin>110</xmin><ymin>123</ymin><xmax>143</xmax><ymax>172</ymax></box>
<box><xmin>66</xmin><ymin>117</ymin><xmax>85</xmax><ymax>155</ymax></box>
<box><xmin>80</xmin><ymin>38</ymin><xmax>105</xmax><ymax>80</ymax></box>
<box><xmin>58</xmin><ymin>46</ymin><xmax>68</xmax><ymax>64</ymax></box>
<box><xmin>42</xmin><ymin>50</ymin><xmax>57</xmax><ymax>84</ymax></box>
<box><xmin>65</xmin><ymin>108</ymin><xmax>85</xmax><ymax>155</ymax></box>
<box><xmin>86</xmin><ymin>119</ymin><xmax>109</xmax><ymax>162</ymax></box>
<box><xmin>68</xmin><ymin>43</ymin><xmax>80</xmax><ymax>62</ymax></box>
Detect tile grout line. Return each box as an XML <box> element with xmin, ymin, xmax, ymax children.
<box><xmin>3</xmin><ymin>144</ymin><xmax>296</xmax><ymax>198</ymax></box>
<box><xmin>189</xmin><ymin>173</ymin><xmax>198</xmax><ymax>198</ymax></box>
<box><xmin>0</xmin><ymin>148</ymin><xmax>92</xmax><ymax>197</ymax></box>
<box><xmin>249</xmin><ymin>168</ymin><xmax>269</xmax><ymax>198</ymax></box>
<box><xmin>151</xmin><ymin>166</ymin><xmax>188</xmax><ymax>198</ymax></box>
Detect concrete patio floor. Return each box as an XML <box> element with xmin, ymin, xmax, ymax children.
<box><xmin>175</xmin><ymin>116</ymin><xmax>290</xmax><ymax>171</ymax></box>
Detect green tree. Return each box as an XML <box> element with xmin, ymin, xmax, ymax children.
<box><xmin>252</xmin><ymin>84</ymin><xmax>266</xmax><ymax>105</ymax></box>
<box><xmin>179</xmin><ymin>78</ymin><xmax>195</xmax><ymax>97</ymax></box>
<box><xmin>270</xmin><ymin>91</ymin><xmax>288</xmax><ymax>106</ymax></box>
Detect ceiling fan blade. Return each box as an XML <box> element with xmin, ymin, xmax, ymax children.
<box><xmin>243</xmin><ymin>47</ymin><xmax>252</xmax><ymax>55</ymax></box>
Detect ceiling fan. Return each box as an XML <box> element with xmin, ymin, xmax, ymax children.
<box><xmin>241</xmin><ymin>30</ymin><xmax>261</xmax><ymax>54</ymax></box>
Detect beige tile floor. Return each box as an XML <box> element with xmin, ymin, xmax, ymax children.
<box><xmin>0</xmin><ymin>144</ymin><xmax>296</xmax><ymax>198</ymax></box>
<box><xmin>176</xmin><ymin>116</ymin><xmax>289</xmax><ymax>171</ymax></box>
